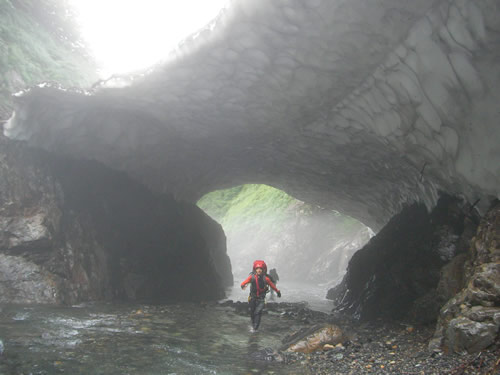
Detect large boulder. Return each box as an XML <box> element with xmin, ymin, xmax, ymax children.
<box><xmin>282</xmin><ymin>324</ymin><xmax>345</xmax><ymax>354</ymax></box>
<box><xmin>0</xmin><ymin>134</ymin><xmax>232</xmax><ymax>304</ymax></box>
<box><xmin>0</xmin><ymin>254</ymin><xmax>58</xmax><ymax>303</ymax></box>
<box><xmin>327</xmin><ymin>195</ymin><xmax>478</xmax><ymax>321</ymax></box>
<box><xmin>430</xmin><ymin>201</ymin><xmax>500</xmax><ymax>353</ymax></box>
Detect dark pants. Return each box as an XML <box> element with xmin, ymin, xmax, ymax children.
<box><xmin>249</xmin><ymin>296</ymin><xmax>265</xmax><ymax>330</ymax></box>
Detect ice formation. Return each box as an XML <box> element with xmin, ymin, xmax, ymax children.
<box><xmin>4</xmin><ymin>0</ymin><xmax>500</xmax><ymax>230</ymax></box>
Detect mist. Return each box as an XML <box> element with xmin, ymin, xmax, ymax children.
<box><xmin>198</xmin><ymin>184</ymin><xmax>373</xmax><ymax>287</ymax></box>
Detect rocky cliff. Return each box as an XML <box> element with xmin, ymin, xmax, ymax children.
<box><xmin>0</xmin><ymin>134</ymin><xmax>232</xmax><ymax>304</ymax></box>
<box><xmin>430</xmin><ymin>200</ymin><xmax>500</xmax><ymax>353</ymax></box>
<box><xmin>327</xmin><ymin>195</ymin><xmax>479</xmax><ymax>321</ymax></box>
<box><xmin>328</xmin><ymin>195</ymin><xmax>500</xmax><ymax>353</ymax></box>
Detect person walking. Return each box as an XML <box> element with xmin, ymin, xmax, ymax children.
<box><xmin>268</xmin><ymin>268</ymin><xmax>279</xmax><ymax>300</ymax></box>
<box><xmin>241</xmin><ymin>260</ymin><xmax>281</xmax><ymax>332</ymax></box>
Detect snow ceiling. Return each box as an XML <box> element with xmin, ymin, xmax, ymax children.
<box><xmin>5</xmin><ymin>0</ymin><xmax>500</xmax><ymax>230</ymax></box>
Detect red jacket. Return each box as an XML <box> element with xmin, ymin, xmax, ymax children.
<box><xmin>241</xmin><ymin>274</ymin><xmax>279</xmax><ymax>298</ymax></box>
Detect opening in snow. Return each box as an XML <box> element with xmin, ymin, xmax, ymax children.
<box><xmin>70</xmin><ymin>0</ymin><xmax>228</xmax><ymax>76</ymax></box>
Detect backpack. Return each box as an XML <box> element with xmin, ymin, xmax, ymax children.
<box><xmin>268</xmin><ymin>268</ymin><xmax>279</xmax><ymax>283</ymax></box>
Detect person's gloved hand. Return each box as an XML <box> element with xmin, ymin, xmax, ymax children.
<box><xmin>277</xmin><ymin>290</ymin><xmax>281</xmax><ymax>298</ymax></box>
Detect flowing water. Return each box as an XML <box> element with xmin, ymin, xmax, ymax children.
<box><xmin>0</xmin><ymin>283</ymin><xmax>333</xmax><ymax>374</ymax></box>
<box><xmin>225</xmin><ymin>279</ymin><xmax>334</xmax><ymax>314</ymax></box>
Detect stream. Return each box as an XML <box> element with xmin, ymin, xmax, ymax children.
<box><xmin>0</xmin><ymin>282</ymin><xmax>333</xmax><ymax>374</ymax></box>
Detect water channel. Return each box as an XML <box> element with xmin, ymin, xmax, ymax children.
<box><xmin>0</xmin><ymin>282</ymin><xmax>333</xmax><ymax>374</ymax></box>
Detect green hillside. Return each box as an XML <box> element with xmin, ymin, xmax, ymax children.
<box><xmin>0</xmin><ymin>0</ymin><xmax>96</xmax><ymax>118</ymax></box>
<box><xmin>198</xmin><ymin>183</ymin><xmax>362</xmax><ymax>237</ymax></box>
<box><xmin>197</xmin><ymin>184</ymin><xmax>297</xmax><ymax>231</ymax></box>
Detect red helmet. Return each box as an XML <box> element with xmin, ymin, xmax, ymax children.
<box><xmin>253</xmin><ymin>260</ymin><xmax>267</xmax><ymax>273</ymax></box>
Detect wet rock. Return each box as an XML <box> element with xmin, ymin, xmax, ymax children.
<box><xmin>219</xmin><ymin>300</ymin><xmax>249</xmax><ymax>315</ymax></box>
<box><xmin>332</xmin><ymin>352</ymin><xmax>344</xmax><ymax>361</ymax></box>
<box><xmin>328</xmin><ymin>195</ymin><xmax>477</xmax><ymax>322</ymax></box>
<box><xmin>303</xmin><ymin>317</ymin><xmax>500</xmax><ymax>375</ymax></box>
<box><xmin>431</xmin><ymin>201</ymin><xmax>500</xmax><ymax>353</ymax></box>
<box><xmin>0</xmin><ymin>254</ymin><xmax>58</xmax><ymax>303</ymax></box>
<box><xmin>322</xmin><ymin>344</ymin><xmax>335</xmax><ymax>351</ymax></box>
<box><xmin>250</xmin><ymin>347</ymin><xmax>284</xmax><ymax>362</ymax></box>
<box><xmin>445</xmin><ymin>317</ymin><xmax>498</xmax><ymax>353</ymax></box>
<box><xmin>0</xmin><ymin>135</ymin><xmax>231</xmax><ymax>304</ymax></box>
<box><xmin>284</xmin><ymin>324</ymin><xmax>345</xmax><ymax>353</ymax></box>
<box><xmin>467</xmin><ymin>263</ymin><xmax>500</xmax><ymax>306</ymax></box>
<box><xmin>437</xmin><ymin>253</ymin><xmax>470</xmax><ymax>300</ymax></box>
<box><xmin>465</xmin><ymin>306</ymin><xmax>500</xmax><ymax>324</ymax></box>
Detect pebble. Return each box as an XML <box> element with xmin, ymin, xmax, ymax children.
<box><xmin>222</xmin><ymin>300</ymin><xmax>500</xmax><ymax>374</ymax></box>
<box><xmin>297</xmin><ymin>319</ymin><xmax>500</xmax><ymax>374</ymax></box>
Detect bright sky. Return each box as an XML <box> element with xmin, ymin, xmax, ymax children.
<box><xmin>70</xmin><ymin>0</ymin><xmax>227</xmax><ymax>77</ymax></box>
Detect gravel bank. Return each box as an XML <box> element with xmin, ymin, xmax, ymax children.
<box><xmin>222</xmin><ymin>300</ymin><xmax>500</xmax><ymax>374</ymax></box>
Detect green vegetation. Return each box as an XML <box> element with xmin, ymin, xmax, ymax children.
<box><xmin>0</xmin><ymin>0</ymin><xmax>96</xmax><ymax>117</ymax></box>
<box><xmin>198</xmin><ymin>184</ymin><xmax>366</xmax><ymax>238</ymax></box>
<box><xmin>197</xmin><ymin>184</ymin><xmax>297</xmax><ymax>232</ymax></box>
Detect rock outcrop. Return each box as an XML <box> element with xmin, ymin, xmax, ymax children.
<box><xmin>327</xmin><ymin>195</ymin><xmax>479</xmax><ymax>322</ymax></box>
<box><xmin>327</xmin><ymin>196</ymin><xmax>500</xmax><ymax>353</ymax></box>
<box><xmin>430</xmin><ymin>201</ymin><xmax>500</xmax><ymax>353</ymax></box>
<box><xmin>0</xmin><ymin>134</ymin><xmax>232</xmax><ymax>304</ymax></box>
<box><xmin>283</xmin><ymin>324</ymin><xmax>345</xmax><ymax>354</ymax></box>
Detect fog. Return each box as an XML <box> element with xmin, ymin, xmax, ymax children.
<box><xmin>226</xmin><ymin>210</ymin><xmax>373</xmax><ymax>286</ymax></box>
<box><xmin>198</xmin><ymin>185</ymin><xmax>373</xmax><ymax>289</ymax></box>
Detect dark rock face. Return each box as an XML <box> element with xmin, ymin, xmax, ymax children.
<box><xmin>430</xmin><ymin>201</ymin><xmax>500</xmax><ymax>353</ymax></box>
<box><xmin>0</xmin><ymin>135</ymin><xmax>232</xmax><ymax>304</ymax></box>
<box><xmin>327</xmin><ymin>195</ymin><xmax>478</xmax><ymax>322</ymax></box>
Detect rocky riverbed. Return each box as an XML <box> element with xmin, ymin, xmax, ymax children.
<box><xmin>1</xmin><ymin>300</ymin><xmax>499</xmax><ymax>374</ymax></box>
<box><xmin>297</xmin><ymin>319</ymin><xmax>500</xmax><ymax>375</ymax></box>
<box><xmin>222</xmin><ymin>300</ymin><xmax>500</xmax><ymax>374</ymax></box>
